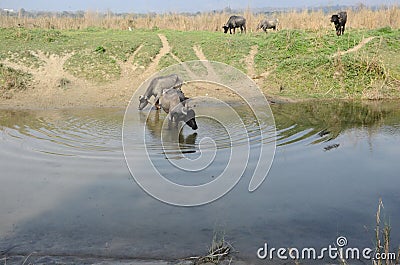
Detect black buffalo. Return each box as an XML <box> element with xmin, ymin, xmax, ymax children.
<box><xmin>331</xmin><ymin>11</ymin><xmax>347</xmax><ymax>36</ymax></box>
<box><xmin>223</xmin><ymin>15</ymin><xmax>246</xmax><ymax>34</ymax></box>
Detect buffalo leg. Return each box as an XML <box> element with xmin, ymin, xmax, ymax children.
<box><xmin>166</xmin><ymin>113</ymin><xmax>172</xmax><ymax>129</ymax></box>
<box><xmin>154</xmin><ymin>99</ymin><xmax>161</xmax><ymax>110</ymax></box>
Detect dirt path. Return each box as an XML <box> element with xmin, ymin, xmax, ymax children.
<box><xmin>156</xmin><ymin>39</ymin><xmax>197</xmax><ymax>79</ymax></box>
<box><xmin>0</xmin><ymin>35</ymin><xmax>178</xmax><ymax>109</ymax></box>
<box><xmin>102</xmin><ymin>45</ymin><xmax>144</xmax><ymax>104</ymax></box>
<box><xmin>332</xmin><ymin>36</ymin><xmax>375</xmax><ymax>57</ymax></box>
<box><xmin>1</xmin><ymin>61</ymin><xmax>33</xmax><ymax>74</ymax></box>
<box><xmin>1</xmin><ymin>34</ymin><xmax>282</xmax><ymax>109</ymax></box>
<box><xmin>0</xmin><ymin>52</ymin><xmax>95</xmax><ymax>108</ymax></box>
<box><xmin>193</xmin><ymin>45</ymin><xmax>220</xmax><ymax>81</ymax></box>
<box><xmin>3</xmin><ymin>51</ymin><xmax>75</xmax><ymax>85</ymax></box>
<box><xmin>193</xmin><ymin>45</ymin><xmax>207</xmax><ymax>61</ymax></box>
<box><xmin>141</xmin><ymin>34</ymin><xmax>170</xmax><ymax>79</ymax></box>
<box><xmin>34</xmin><ymin>51</ymin><xmax>78</xmax><ymax>87</ymax></box>
<box><xmin>136</xmin><ymin>33</ymin><xmax>201</xmax><ymax>86</ymax></box>
<box><xmin>243</xmin><ymin>45</ymin><xmax>275</xmax><ymax>84</ymax></box>
<box><xmin>0</xmin><ymin>44</ymin><xmax>150</xmax><ymax>109</ymax></box>
<box><xmin>245</xmin><ymin>45</ymin><xmax>258</xmax><ymax>78</ymax></box>
<box><xmin>120</xmin><ymin>44</ymin><xmax>143</xmax><ymax>74</ymax></box>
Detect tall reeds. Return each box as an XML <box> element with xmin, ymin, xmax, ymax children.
<box><xmin>373</xmin><ymin>198</ymin><xmax>399</xmax><ymax>265</ymax></box>
<box><xmin>0</xmin><ymin>5</ymin><xmax>399</xmax><ymax>31</ymax></box>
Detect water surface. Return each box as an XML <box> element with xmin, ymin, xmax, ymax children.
<box><xmin>0</xmin><ymin>101</ymin><xmax>399</xmax><ymax>263</ymax></box>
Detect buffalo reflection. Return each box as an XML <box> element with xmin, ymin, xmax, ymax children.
<box><xmin>139</xmin><ymin>110</ymin><xmax>198</xmax><ymax>156</ymax></box>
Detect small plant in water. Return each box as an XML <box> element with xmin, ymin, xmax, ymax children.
<box><xmin>373</xmin><ymin>198</ymin><xmax>399</xmax><ymax>265</ymax></box>
<box><xmin>188</xmin><ymin>231</ymin><xmax>234</xmax><ymax>264</ymax></box>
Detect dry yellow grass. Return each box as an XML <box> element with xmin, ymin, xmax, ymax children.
<box><xmin>0</xmin><ymin>5</ymin><xmax>399</xmax><ymax>31</ymax></box>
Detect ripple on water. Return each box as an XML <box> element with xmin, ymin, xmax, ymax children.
<box><xmin>2</xmin><ymin>101</ymin><xmax>400</xmax><ymax>261</ymax></box>
<box><xmin>0</xmin><ymin>108</ymin><xmax>123</xmax><ymax>158</ymax></box>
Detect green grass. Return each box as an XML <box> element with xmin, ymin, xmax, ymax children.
<box><xmin>0</xmin><ymin>28</ymin><xmax>162</xmax><ymax>84</ymax></box>
<box><xmin>64</xmin><ymin>49</ymin><xmax>121</xmax><ymax>83</ymax></box>
<box><xmin>163</xmin><ymin>30</ymin><xmax>200</xmax><ymax>62</ymax></box>
<box><xmin>255</xmin><ymin>28</ymin><xmax>400</xmax><ymax>99</ymax></box>
<box><xmin>0</xmin><ymin>27</ymin><xmax>398</xmax><ymax>98</ymax></box>
<box><xmin>164</xmin><ymin>30</ymin><xmax>256</xmax><ymax>72</ymax></box>
<box><xmin>0</xmin><ymin>64</ymin><xmax>32</xmax><ymax>98</ymax></box>
<box><xmin>157</xmin><ymin>53</ymin><xmax>180</xmax><ymax>70</ymax></box>
<box><xmin>200</xmin><ymin>33</ymin><xmax>255</xmax><ymax>73</ymax></box>
<box><xmin>164</xmin><ymin>28</ymin><xmax>399</xmax><ymax>99</ymax></box>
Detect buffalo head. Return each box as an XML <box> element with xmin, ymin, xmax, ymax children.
<box><xmin>330</xmin><ymin>14</ymin><xmax>340</xmax><ymax>24</ymax></box>
<box><xmin>138</xmin><ymin>95</ymin><xmax>149</xmax><ymax>110</ymax></box>
<box><xmin>182</xmin><ymin>107</ymin><xmax>198</xmax><ymax>130</ymax></box>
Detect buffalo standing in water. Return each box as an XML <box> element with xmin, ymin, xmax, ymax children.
<box><xmin>138</xmin><ymin>74</ymin><xmax>184</xmax><ymax>110</ymax></box>
<box><xmin>223</xmin><ymin>15</ymin><xmax>246</xmax><ymax>34</ymax></box>
<box><xmin>160</xmin><ymin>88</ymin><xmax>198</xmax><ymax>130</ymax></box>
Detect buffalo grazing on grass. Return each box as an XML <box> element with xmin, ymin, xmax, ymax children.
<box><xmin>223</xmin><ymin>15</ymin><xmax>246</xmax><ymax>34</ymax></box>
<box><xmin>257</xmin><ymin>18</ymin><xmax>279</xmax><ymax>33</ymax></box>
<box><xmin>331</xmin><ymin>11</ymin><xmax>347</xmax><ymax>36</ymax></box>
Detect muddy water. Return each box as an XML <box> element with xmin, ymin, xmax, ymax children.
<box><xmin>1</xmin><ymin>101</ymin><xmax>400</xmax><ymax>263</ymax></box>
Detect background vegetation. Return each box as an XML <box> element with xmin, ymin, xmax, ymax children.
<box><xmin>0</xmin><ymin>5</ymin><xmax>399</xmax><ymax>31</ymax></box>
<box><xmin>0</xmin><ymin>6</ymin><xmax>399</xmax><ymax>100</ymax></box>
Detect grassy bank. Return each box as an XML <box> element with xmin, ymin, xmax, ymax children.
<box><xmin>0</xmin><ymin>26</ymin><xmax>399</xmax><ymax>104</ymax></box>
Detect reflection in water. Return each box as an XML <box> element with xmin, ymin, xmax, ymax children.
<box><xmin>271</xmin><ymin>100</ymin><xmax>400</xmax><ymax>147</ymax></box>
<box><xmin>323</xmin><ymin>143</ymin><xmax>340</xmax><ymax>151</ymax></box>
<box><xmin>0</xmin><ymin>101</ymin><xmax>400</xmax><ymax>263</ymax></box>
<box><xmin>138</xmin><ymin>110</ymin><xmax>198</xmax><ymax>156</ymax></box>
<box><xmin>1</xmin><ymin>101</ymin><xmax>398</xmax><ymax>156</ymax></box>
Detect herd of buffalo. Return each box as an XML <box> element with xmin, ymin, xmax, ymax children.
<box><xmin>138</xmin><ymin>12</ymin><xmax>348</xmax><ymax>130</ymax></box>
<box><xmin>138</xmin><ymin>74</ymin><xmax>198</xmax><ymax>131</ymax></box>
<box><xmin>223</xmin><ymin>11</ymin><xmax>348</xmax><ymax>36</ymax></box>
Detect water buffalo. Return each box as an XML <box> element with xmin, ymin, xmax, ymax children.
<box><xmin>160</xmin><ymin>88</ymin><xmax>198</xmax><ymax>130</ymax></box>
<box><xmin>138</xmin><ymin>74</ymin><xmax>184</xmax><ymax>110</ymax></box>
<box><xmin>138</xmin><ymin>110</ymin><xmax>198</xmax><ymax>150</ymax></box>
<box><xmin>223</xmin><ymin>15</ymin><xmax>246</xmax><ymax>34</ymax></box>
<box><xmin>331</xmin><ymin>11</ymin><xmax>347</xmax><ymax>36</ymax></box>
<box><xmin>257</xmin><ymin>18</ymin><xmax>279</xmax><ymax>33</ymax></box>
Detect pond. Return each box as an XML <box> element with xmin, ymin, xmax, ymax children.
<box><xmin>0</xmin><ymin>100</ymin><xmax>399</xmax><ymax>264</ymax></box>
